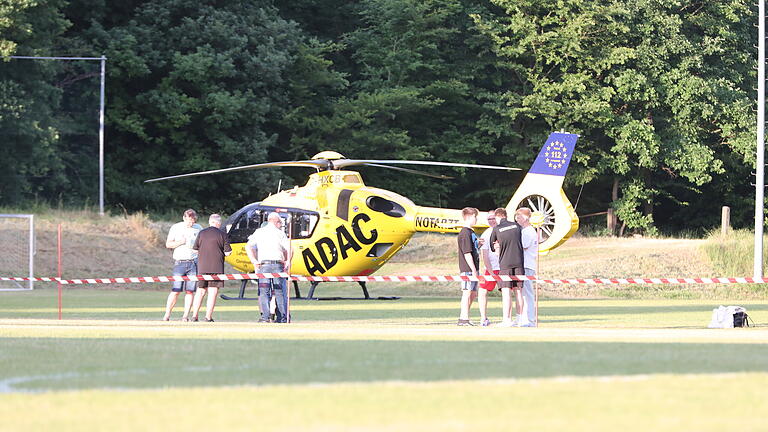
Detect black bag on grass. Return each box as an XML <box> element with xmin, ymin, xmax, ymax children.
<box><xmin>733</xmin><ymin>311</ymin><xmax>750</xmax><ymax>328</ymax></box>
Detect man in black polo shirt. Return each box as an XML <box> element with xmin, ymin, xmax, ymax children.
<box><xmin>457</xmin><ymin>207</ymin><xmax>480</xmax><ymax>326</ymax></box>
<box><xmin>191</xmin><ymin>214</ymin><xmax>232</xmax><ymax>322</ymax></box>
<box><xmin>489</xmin><ymin>207</ymin><xmax>525</xmax><ymax>327</ymax></box>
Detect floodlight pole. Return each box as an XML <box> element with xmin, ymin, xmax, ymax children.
<box><xmin>756</xmin><ymin>1</ymin><xmax>765</xmax><ymax>279</ymax></box>
<box><xmin>8</xmin><ymin>55</ymin><xmax>107</xmax><ymax>215</ymax></box>
<box><xmin>99</xmin><ymin>56</ymin><xmax>106</xmax><ymax>216</ymax></box>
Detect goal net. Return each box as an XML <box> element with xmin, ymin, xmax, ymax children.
<box><xmin>0</xmin><ymin>214</ymin><xmax>35</xmax><ymax>290</ymax></box>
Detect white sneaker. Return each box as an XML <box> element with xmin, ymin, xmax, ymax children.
<box><xmin>496</xmin><ymin>320</ymin><xmax>515</xmax><ymax>328</ymax></box>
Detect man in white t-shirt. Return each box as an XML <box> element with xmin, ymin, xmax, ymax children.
<box><xmin>478</xmin><ymin>211</ymin><xmax>500</xmax><ymax>327</ymax></box>
<box><xmin>515</xmin><ymin>207</ymin><xmax>538</xmax><ymax>327</ymax></box>
<box><xmin>162</xmin><ymin>209</ymin><xmax>202</xmax><ymax>322</ymax></box>
<box><xmin>247</xmin><ymin>212</ymin><xmax>291</xmax><ymax>323</ymax></box>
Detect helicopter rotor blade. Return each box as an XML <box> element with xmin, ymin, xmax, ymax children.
<box><xmin>144</xmin><ymin>160</ymin><xmax>328</xmax><ymax>183</ymax></box>
<box><xmin>334</xmin><ymin>159</ymin><xmax>521</xmax><ymax>171</ymax></box>
<box><xmin>362</xmin><ymin>163</ymin><xmax>454</xmax><ymax>179</ymax></box>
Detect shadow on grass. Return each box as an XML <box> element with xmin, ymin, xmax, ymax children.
<box><xmin>1</xmin><ymin>337</ymin><xmax>767</xmax><ymax>392</ymax></box>
<box><xmin>3</xmin><ymin>303</ymin><xmax>767</xmax><ymax>326</ymax></box>
<box><xmin>2</xmin><ymin>292</ymin><xmax>767</xmax><ymax>327</ymax></box>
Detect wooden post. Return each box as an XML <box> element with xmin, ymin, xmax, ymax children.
<box><xmin>610</xmin><ymin>178</ymin><xmax>619</xmax><ymax>235</ymax></box>
<box><xmin>607</xmin><ymin>208</ymin><xmax>615</xmax><ymax>234</ymax></box>
<box><xmin>57</xmin><ymin>224</ymin><xmax>62</xmax><ymax>320</ymax></box>
<box><xmin>721</xmin><ymin>206</ymin><xmax>731</xmax><ymax>236</ymax></box>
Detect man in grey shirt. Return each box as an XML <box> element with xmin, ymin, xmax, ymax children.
<box><xmin>191</xmin><ymin>214</ymin><xmax>232</xmax><ymax>322</ymax></box>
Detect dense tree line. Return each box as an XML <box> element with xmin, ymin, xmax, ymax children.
<box><xmin>0</xmin><ymin>0</ymin><xmax>759</xmax><ymax>234</ymax></box>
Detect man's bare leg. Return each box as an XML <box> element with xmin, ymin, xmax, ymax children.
<box><xmin>182</xmin><ymin>291</ymin><xmax>194</xmax><ymax>319</ymax></box>
<box><xmin>515</xmin><ymin>287</ymin><xmax>528</xmax><ymax>326</ymax></box>
<box><xmin>515</xmin><ymin>288</ymin><xmax>525</xmax><ymax>324</ymax></box>
<box><xmin>191</xmin><ymin>288</ymin><xmax>207</xmax><ymax>320</ymax></box>
<box><xmin>478</xmin><ymin>288</ymin><xmax>488</xmax><ymax>321</ymax></box>
<box><xmin>501</xmin><ymin>287</ymin><xmax>513</xmax><ymax>324</ymax></box>
<box><xmin>163</xmin><ymin>292</ymin><xmax>180</xmax><ymax>320</ymax></box>
<box><xmin>205</xmin><ymin>287</ymin><xmax>219</xmax><ymax>320</ymax></box>
<box><xmin>459</xmin><ymin>290</ymin><xmax>473</xmax><ymax>321</ymax></box>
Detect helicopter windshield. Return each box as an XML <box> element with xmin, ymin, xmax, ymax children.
<box><xmin>226</xmin><ymin>204</ymin><xmax>319</xmax><ymax>243</ymax></box>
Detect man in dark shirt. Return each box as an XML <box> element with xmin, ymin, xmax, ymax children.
<box><xmin>489</xmin><ymin>207</ymin><xmax>525</xmax><ymax>327</ymax></box>
<box><xmin>191</xmin><ymin>214</ymin><xmax>232</xmax><ymax>322</ymax></box>
<box><xmin>457</xmin><ymin>207</ymin><xmax>480</xmax><ymax>326</ymax></box>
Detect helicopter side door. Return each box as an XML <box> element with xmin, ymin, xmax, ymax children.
<box><xmin>225</xmin><ymin>204</ymin><xmax>320</xmax><ymax>272</ymax></box>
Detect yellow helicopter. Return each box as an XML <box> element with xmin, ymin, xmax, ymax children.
<box><xmin>146</xmin><ymin>132</ymin><xmax>579</xmax><ymax>299</ymax></box>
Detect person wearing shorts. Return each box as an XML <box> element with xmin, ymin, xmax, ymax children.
<box><xmin>162</xmin><ymin>209</ymin><xmax>202</xmax><ymax>322</ymax></box>
<box><xmin>190</xmin><ymin>214</ymin><xmax>232</xmax><ymax>322</ymax></box>
<box><xmin>457</xmin><ymin>207</ymin><xmax>480</xmax><ymax>326</ymax></box>
<box><xmin>478</xmin><ymin>211</ymin><xmax>500</xmax><ymax>327</ymax></box>
<box><xmin>489</xmin><ymin>207</ymin><xmax>525</xmax><ymax>327</ymax></box>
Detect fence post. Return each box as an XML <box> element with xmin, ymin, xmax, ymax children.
<box><xmin>721</xmin><ymin>206</ymin><xmax>731</xmax><ymax>236</ymax></box>
<box><xmin>607</xmin><ymin>208</ymin><xmax>615</xmax><ymax>234</ymax></box>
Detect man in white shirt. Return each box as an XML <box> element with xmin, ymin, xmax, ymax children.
<box><xmin>478</xmin><ymin>211</ymin><xmax>500</xmax><ymax>327</ymax></box>
<box><xmin>515</xmin><ymin>207</ymin><xmax>538</xmax><ymax>327</ymax></box>
<box><xmin>162</xmin><ymin>209</ymin><xmax>202</xmax><ymax>322</ymax></box>
<box><xmin>247</xmin><ymin>212</ymin><xmax>291</xmax><ymax>323</ymax></box>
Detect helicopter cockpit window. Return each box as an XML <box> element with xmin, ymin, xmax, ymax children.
<box><xmin>292</xmin><ymin>213</ymin><xmax>319</xmax><ymax>239</ymax></box>
<box><xmin>227</xmin><ymin>206</ymin><xmax>319</xmax><ymax>243</ymax></box>
<box><xmin>227</xmin><ymin>208</ymin><xmax>266</xmax><ymax>244</ymax></box>
<box><xmin>343</xmin><ymin>174</ymin><xmax>361</xmax><ymax>183</ymax></box>
<box><xmin>366</xmin><ymin>196</ymin><xmax>406</xmax><ymax>218</ymax></box>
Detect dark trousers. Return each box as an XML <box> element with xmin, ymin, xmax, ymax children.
<box><xmin>258</xmin><ymin>262</ymin><xmax>288</xmax><ymax>323</ymax></box>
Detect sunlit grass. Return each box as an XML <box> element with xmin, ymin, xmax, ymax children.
<box><xmin>701</xmin><ymin>229</ymin><xmax>768</xmax><ymax>276</ymax></box>
<box><xmin>1</xmin><ymin>374</ymin><xmax>766</xmax><ymax>432</ymax></box>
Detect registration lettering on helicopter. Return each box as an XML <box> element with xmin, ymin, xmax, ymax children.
<box><xmin>414</xmin><ymin>216</ymin><xmax>460</xmax><ymax>230</ymax></box>
<box><xmin>302</xmin><ymin>213</ymin><xmax>378</xmax><ymax>275</ymax></box>
<box><xmin>314</xmin><ymin>173</ymin><xmax>361</xmax><ymax>185</ymax></box>
<box><xmin>317</xmin><ymin>175</ymin><xmax>343</xmax><ymax>184</ymax></box>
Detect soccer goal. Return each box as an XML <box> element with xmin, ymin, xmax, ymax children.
<box><xmin>0</xmin><ymin>214</ymin><xmax>35</xmax><ymax>290</ymax></box>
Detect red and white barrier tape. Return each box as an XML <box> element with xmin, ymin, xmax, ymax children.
<box><xmin>2</xmin><ymin>274</ymin><xmax>768</xmax><ymax>285</ymax></box>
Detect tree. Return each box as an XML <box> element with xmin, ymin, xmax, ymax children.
<box><xmin>64</xmin><ymin>0</ymin><xmax>314</xmax><ymax>212</ymax></box>
<box><xmin>0</xmin><ymin>0</ymin><xmax>69</xmax><ymax>205</ymax></box>
<box><xmin>283</xmin><ymin>0</ymin><xmax>518</xmax><ymax>208</ymax></box>
<box><xmin>473</xmin><ymin>0</ymin><xmax>755</xmax><ymax>233</ymax></box>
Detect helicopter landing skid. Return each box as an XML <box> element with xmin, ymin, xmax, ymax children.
<box><xmin>219</xmin><ymin>279</ymin><xmax>259</xmax><ymax>300</ymax></box>
<box><xmin>220</xmin><ymin>280</ymin><xmax>400</xmax><ymax>301</ymax></box>
<box><xmin>293</xmin><ymin>281</ymin><xmax>400</xmax><ymax>301</ymax></box>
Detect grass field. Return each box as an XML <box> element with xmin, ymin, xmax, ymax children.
<box><xmin>1</xmin><ymin>289</ymin><xmax>767</xmax><ymax>431</ymax></box>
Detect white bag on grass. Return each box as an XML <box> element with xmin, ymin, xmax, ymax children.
<box><xmin>707</xmin><ymin>305</ymin><xmax>747</xmax><ymax>328</ymax></box>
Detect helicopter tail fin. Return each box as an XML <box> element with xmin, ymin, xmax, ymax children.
<box><xmin>507</xmin><ymin>132</ymin><xmax>580</xmax><ymax>254</ymax></box>
<box><xmin>527</xmin><ymin>132</ymin><xmax>577</xmax><ymax>178</ymax></box>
